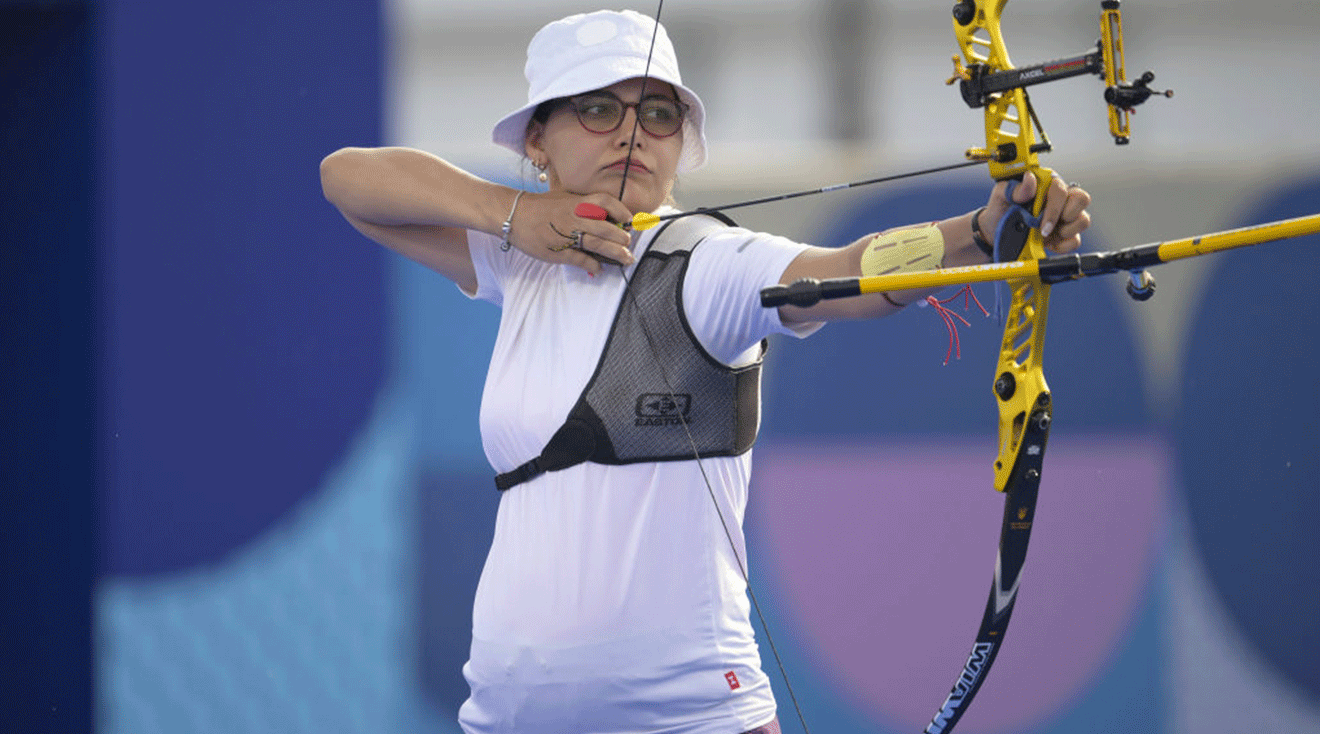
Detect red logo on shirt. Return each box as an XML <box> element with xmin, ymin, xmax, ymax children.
<box><xmin>725</xmin><ymin>671</ymin><xmax>741</xmax><ymax>690</ymax></box>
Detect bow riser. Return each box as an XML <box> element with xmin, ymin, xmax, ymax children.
<box><xmin>994</xmin><ymin>275</ymin><xmax>1053</xmax><ymax>490</ymax></box>
<box><xmin>952</xmin><ymin>0</ymin><xmax>1015</xmax><ymax>70</ymax></box>
<box><xmin>955</xmin><ymin>0</ymin><xmax>1055</xmax><ymax>491</ymax></box>
<box><xmin>990</xmin><ymin>175</ymin><xmax>1053</xmax><ymax>491</ymax></box>
<box><xmin>954</xmin><ymin>1</ymin><xmax>1046</xmax><ymax>176</ymax></box>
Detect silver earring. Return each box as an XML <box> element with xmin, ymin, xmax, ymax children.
<box><xmin>537</xmin><ymin>164</ymin><xmax>548</xmax><ymax>183</ymax></box>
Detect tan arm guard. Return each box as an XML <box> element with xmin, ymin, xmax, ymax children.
<box><xmin>859</xmin><ymin>225</ymin><xmax>945</xmax><ymax>277</ymax></box>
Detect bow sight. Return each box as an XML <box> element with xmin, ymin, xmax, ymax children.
<box><xmin>948</xmin><ymin>0</ymin><xmax>1172</xmax><ymax>150</ymax></box>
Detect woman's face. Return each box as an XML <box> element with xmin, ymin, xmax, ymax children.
<box><xmin>526</xmin><ymin>77</ymin><xmax>684</xmax><ymax>214</ymax></box>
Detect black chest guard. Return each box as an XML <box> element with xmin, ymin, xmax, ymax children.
<box><xmin>495</xmin><ymin>213</ymin><xmax>763</xmax><ymax>491</ymax></box>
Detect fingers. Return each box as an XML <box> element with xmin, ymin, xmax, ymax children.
<box><xmin>1016</xmin><ymin>174</ymin><xmax>1091</xmax><ymax>253</ymax></box>
<box><xmin>574</xmin><ymin>194</ymin><xmax>634</xmax><ymax>265</ymax></box>
<box><xmin>1060</xmin><ymin>183</ymin><xmax>1092</xmax><ymax>224</ymax></box>
<box><xmin>586</xmin><ymin>194</ymin><xmax>635</xmax><ymax>232</ymax></box>
<box><xmin>981</xmin><ymin>172</ymin><xmax>1092</xmax><ymax>255</ymax></box>
<box><xmin>1034</xmin><ymin>174</ymin><xmax>1068</xmax><ymax>239</ymax></box>
<box><xmin>1010</xmin><ymin>173</ymin><xmax>1037</xmax><ymax>204</ymax></box>
<box><xmin>560</xmin><ymin>247</ymin><xmax>608</xmax><ymax>276</ymax></box>
<box><xmin>579</xmin><ymin>217</ymin><xmax>631</xmax><ymax>251</ymax></box>
<box><xmin>510</xmin><ymin>191</ymin><xmax>637</xmax><ymax>273</ymax></box>
<box><xmin>984</xmin><ymin>174</ymin><xmax>1036</xmax><ymax>223</ymax></box>
<box><xmin>1042</xmin><ymin>178</ymin><xmax>1091</xmax><ymax>253</ymax></box>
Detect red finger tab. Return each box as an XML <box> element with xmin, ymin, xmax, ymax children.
<box><xmin>574</xmin><ymin>202</ymin><xmax>610</xmax><ymax>221</ymax></box>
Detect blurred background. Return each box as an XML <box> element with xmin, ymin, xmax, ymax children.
<box><xmin>4</xmin><ymin>0</ymin><xmax>1318</xmax><ymax>732</ymax></box>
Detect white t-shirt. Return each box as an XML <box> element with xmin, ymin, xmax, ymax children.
<box><xmin>458</xmin><ymin>213</ymin><xmax>817</xmax><ymax>734</ymax></box>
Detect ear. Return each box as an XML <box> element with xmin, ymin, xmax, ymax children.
<box><xmin>524</xmin><ymin>119</ymin><xmax>546</xmax><ymax>162</ymax></box>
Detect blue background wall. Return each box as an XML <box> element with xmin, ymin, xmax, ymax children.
<box><xmin>98</xmin><ymin>0</ymin><xmax>387</xmax><ymax>579</ymax></box>
<box><xmin>2</xmin><ymin>5</ymin><xmax>96</xmax><ymax>733</ymax></box>
<box><xmin>4</xmin><ymin>2</ymin><xmax>1318</xmax><ymax>733</ymax></box>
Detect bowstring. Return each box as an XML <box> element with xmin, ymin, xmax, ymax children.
<box><xmin>615</xmin><ymin>1</ymin><xmax>659</xmax><ymax>201</ymax></box>
<box><xmin>614</xmin><ymin>3</ymin><xmax>813</xmax><ymax>732</ymax></box>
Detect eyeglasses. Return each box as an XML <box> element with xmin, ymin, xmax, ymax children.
<box><xmin>563</xmin><ymin>91</ymin><xmax>688</xmax><ymax>138</ymax></box>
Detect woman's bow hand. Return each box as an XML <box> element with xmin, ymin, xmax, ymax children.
<box><xmin>978</xmin><ymin>173</ymin><xmax>1092</xmax><ymax>256</ymax></box>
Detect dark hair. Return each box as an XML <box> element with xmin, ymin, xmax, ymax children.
<box><xmin>530</xmin><ymin>99</ymin><xmax>562</xmax><ymax>127</ymax></box>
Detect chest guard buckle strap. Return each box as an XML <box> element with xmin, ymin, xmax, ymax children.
<box><xmin>495</xmin><ymin>212</ymin><xmax>760</xmax><ymax>491</ymax></box>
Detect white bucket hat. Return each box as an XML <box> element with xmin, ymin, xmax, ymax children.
<box><xmin>491</xmin><ymin>9</ymin><xmax>708</xmax><ymax>173</ymax></box>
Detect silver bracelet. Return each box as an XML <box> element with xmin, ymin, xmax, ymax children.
<box><xmin>500</xmin><ymin>190</ymin><xmax>526</xmax><ymax>252</ymax></box>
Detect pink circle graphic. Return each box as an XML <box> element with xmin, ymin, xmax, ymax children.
<box><xmin>750</xmin><ymin>433</ymin><xmax>1169</xmax><ymax>733</ymax></box>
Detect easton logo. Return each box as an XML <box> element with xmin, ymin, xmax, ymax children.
<box><xmin>724</xmin><ymin>670</ymin><xmax>741</xmax><ymax>690</ymax></box>
<box><xmin>924</xmin><ymin>641</ymin><xmax>995</xmax><ymax>734</ymax></box>
<box><xmin>635</xmin><ymin>393</ymin><xmax>691</xmax><ymax>426</ymax></box>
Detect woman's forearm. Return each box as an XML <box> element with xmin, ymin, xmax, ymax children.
<box><xmin>319</xmin><ymin>146</ymin><xmax>515</xmax><ymax>235</ymax></box>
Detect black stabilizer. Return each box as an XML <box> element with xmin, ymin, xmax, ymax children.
<box><xmin>1036</xmin><ymin>244</ymin><xmax>1165</xmax><ymax>285</ymax></box>
<box><xmin>760</xmin><ymin>277</ymin><xmax>862</xmax><ymax>308</ymax></box>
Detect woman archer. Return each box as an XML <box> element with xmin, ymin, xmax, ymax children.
<box><xmin>320</xmin><ymin>9</ymin><xmax>1091</xmax><ymax>734</ymax></box>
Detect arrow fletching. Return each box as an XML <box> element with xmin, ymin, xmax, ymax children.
<box><xmin>631</xmin><ymin>212</ymin><xmax>661</xmax><ymax>230</ymax></box>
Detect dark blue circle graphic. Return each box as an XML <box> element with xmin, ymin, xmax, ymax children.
<box><xmin>1174</xmin><ymin>174</ymin><xmax>1320</xmax><ymax>703</ymax></box>
<box><xmin>99</xmin><ymin>2</ymin><xmax>387</xmax><ymax>576</ymax></box>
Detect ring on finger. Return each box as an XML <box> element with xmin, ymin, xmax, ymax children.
<box><xmin>547</xmin><ymin>223</ymin><xmax>583</xmax><ymax>252</ymax></box>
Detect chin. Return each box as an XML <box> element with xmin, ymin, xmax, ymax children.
<box><xmin>619</xmin><ymin>188</ymin><xmax>664</xmax><ymax>215</ymax></box>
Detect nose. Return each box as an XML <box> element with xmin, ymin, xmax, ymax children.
<box><xmin>614</xmin><ymin>106</ymin><xmax>644</xmax><ymax>147</ymax></box>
